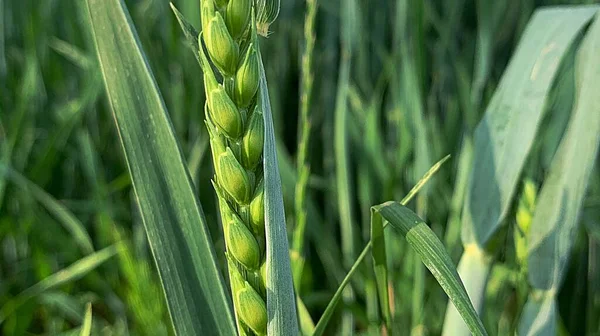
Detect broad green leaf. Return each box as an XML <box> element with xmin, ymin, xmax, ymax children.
<box><xmin>259</xmin><ymin>55</ymin><xmax>299</xmax><ymax>336</ymax></box>
<box><xmin>447</xmin><ymin>7</ymin><xmax>599</xmax><ymax>336</ymax></box>
<box><xmin>517</xmin><ymin>293</ymin><xmax>557</xmax><ymax>336</ymax></box>
<box><xmin>461</xmin><ymin>7</ymin><xmax>598</xmax><ymax>247</ymax></box>
<box><xmin>0</xmin><ymin>245</ymin><xmax>118</xmax><ymax>324</ymax></box>
<box><xmin>527</xmin><ymin>11</ymin><xmax>600</xmax><ymax>291</ymax></box>
<box><xmin>86</xmin><ymin>0</ymin><xmax>236</xmax><ymax>335</ymax></box>
<box><xmin>79</xmin><ymin>303</ymin><xmax>92</xmax><ymax>336</ymax></box>
<box><xmin>519</xmin><ymin>13</ymin><xmax>600</xmax><ymax>335</ymax></box>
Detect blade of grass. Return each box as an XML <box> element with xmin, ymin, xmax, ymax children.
<box><xmin>86</xmin><ymin>0</ymin><xmax>236</xmax><ymax>334</ymax></box>
<box><xmin>259</xmin><ymin>53</ymin><xmax>300</xmax><ymax>336</ymax></box>
<box><xmin>441</xmin><ymin>246</ymin><xmax>492</xmax><ymax>336</ymax></box>
<box><xmin>335</xmin><ymin>0</ymin><xmax>358</xmax><ymax>333</ymax></box>
<box><xmin>370</xmin><ymin>203</ymin><xmax>391</xmax><ymax>332</ymax></box>
<box><xmin>374</xmin><ymin>202</ymin><xmax>487</xmax><ymax>336</ymax></box>
<box><xmin>312</xmin><ymin>155</ymin><xmax>450</xmax><ymax>336</ymax></box>
<box><xmin>0</xmin><ymin>245</ymin><xmax>118</xmax><ymax>324</ymax></box>
<box><xmin>297</xmin><ymin>295</ymin><xmax>315</xmax><ymax>336</ymax></box>
<box><xmin>79</xmin><ymin>303</ymin><xmax>92</xmax><ymax>336</ymax></box>
<box><xmin>0</xmin><ymin>164</ymin><xmax>94</xmax><ymax>254</ymax></box>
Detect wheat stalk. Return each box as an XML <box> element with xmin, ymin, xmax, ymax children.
<box><xmin>198</xmin><ymin>1</ymin><xmax>278</xmax><ymax>335</ymax></box>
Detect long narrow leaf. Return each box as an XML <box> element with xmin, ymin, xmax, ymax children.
<box><xmin>313</xmin><ymin>156</ymin><xmax>450</xmax><ymax>336</ymax></box>
<box><xmin>370</xmin><ymin>206</ymin><xmax>391</xmax><ymax>332</ymax></box>
<box><xmin>0</xmin><ymin>245</ymin><xmax>118</xmax><ymax>324</ymax></box>
<box><xmin>79</xmin><ymin>303</ymin><xmax>92</xmax><ymax>336</ymax></box>
<box><xmin>0</xmin><ymin>164</ymin><xmax>94</xmax><ymax>254</ymax></box>
<box><xmin>86</xmin><ymin>0</ymin><xmax>236</xmax><ymax>334</ymax></box>
<box><xmin>259</xmin><ymin>55</ymin><xmax>299</xmax><ymax>336</ymax></box>
<box><xmin>335</xmin><ymin>0</ymin><xmax>358</xmax><ymax>333</ymax></box>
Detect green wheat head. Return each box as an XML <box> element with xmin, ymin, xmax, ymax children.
<box><xmin>198</xmin><ymin>0</ymin><xmax>279</xmax><ymax>335</ymax></box>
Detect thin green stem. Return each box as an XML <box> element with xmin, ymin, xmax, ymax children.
<box><xmin>292</xmin><ymin>0</ymin><xmax>318</xmax><ymax>291</ymax></box>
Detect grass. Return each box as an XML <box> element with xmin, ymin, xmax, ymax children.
<box><xmin>1</xmin><ymin>0</ymin><xmax>600</xmax><ymax>335</ymax></box>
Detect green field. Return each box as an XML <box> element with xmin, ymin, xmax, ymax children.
<box><xmin>1</xmin><ymin>0</ymin><xmax>600</xmax><ymax>335</ymax></box>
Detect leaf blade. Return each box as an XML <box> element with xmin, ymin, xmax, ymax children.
<box><xmin>79</xmin><ymin>303</ymin><xmax>92</xmax><ymax>336</ymax></box>
<box><xmin>375</xmin><ymin>203</ymin><xmax>488</xmax><ymax>336</ymax></box>
<box><xmin>527</xmin><ymin>11</ymin><xmax>600</xmax><ymax>291</ymax></box>
<box><xmin>86</xmin><ymin>0</ymin><xmax>236</xmax><ymax>334</ymax></box>
<box><xmin>0</xmin><ymin>245</ymin><xmax>118</xmax><ymax>324</ymax></box>
<box><xmin>259</xmin><ymin>54</ymin><xmax>299</xmax><ymax>336</ymax></box>
<box><xmin>462</xmin><ymin>6</ymin><xmax>598</xmax><ymax>247</ymax></box>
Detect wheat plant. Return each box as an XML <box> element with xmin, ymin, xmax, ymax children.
<box><xmin>198</xmin><ymin>0</ymin><xmax>279</xmax><ymax>335</ymax></box>
<box><xmin>4</xmin><ymin>0</ymin><xmax>600</xmax><ymax>335</ymax></box>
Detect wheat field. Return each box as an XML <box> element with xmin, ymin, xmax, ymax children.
<box><xmin>1</xmin><ymin>0</ymin><xmax>599</xmax><ymax>335</ymax></box>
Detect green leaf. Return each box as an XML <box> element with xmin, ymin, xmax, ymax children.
<box><xmin>79</xmin><ymin>303</ymin><xmax>92</xmax><ymax>336</ymax></box>
<box><xmin>441</xmin><ymin>247</ymin><xmax>492</xmax><ymax>336</ymax></box>
<box><xmin>370</xmin><ymin>206</ymin><xmax>391</xmax><ymax>331</ymax></box>
<box><xmin>258</xmin><ymin>55</ymin><xmax>299</xmax><ymax>336</ymax></box>
<box><xmin>170</xmin><ymin>3</ymin><xmax>201</xmax><ymax>64</ymax></box>
<box><xmin>334</xmin><ymin>0</ymin><xmax>358</xmax><ymax>333</ymax></box>
<box><xmin>0</xmin><ymin>164</ymin><xmax>94</xmax><ymax>254</ymax></box>
<box><xmin>519</xmin><ymin>13</ymin><xmax>600</xmax><ymax>336</ymax></box>
<box><xmin>527</xmin><ymin>11</ymin><xmax>600</xmax><ymax>291</ymax></box>
<box><xmin>517</xmin><ymin>293</ymin><xmax>557</xmax><ymax>336</ymax></box>
<box><xmin>374</xmin><ymin>203</ymin><xmax>487</xmax><ymax>336</ymax></box>
<box><xmin>312</xmin><ymin>155</ymin><xmax>450</xmax><ymax>336</ymax></box>
<box><xmin>0</xmin><ymin>245</ymin><xmax>118</xmax><ymax>324</ymax></box>
<box><xmin>461</xmin><ymin>6</ymin><xmax>598</xmax><ymax>247</ymax></box>
<box><xmin>86</xmin><ymin>0</ymin><xmax>236</xmax><ymax>335</ymax></box>
<box><xmin>297</xmin><ymin>295</ymin><xmax>315</xmax><ymax>336</ymax></box>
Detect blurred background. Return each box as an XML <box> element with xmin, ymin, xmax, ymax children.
<box><xmin>1</xmin><ymin>0</ymin><xmax>600</xmax><ymax>335</ymax></box>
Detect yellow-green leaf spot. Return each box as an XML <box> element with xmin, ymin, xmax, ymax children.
<box><xmin>208</xmin><ymin>87</ymin><xmax>242</xmax><ymax>139</ymax></box>
<box><xmin>205</xmin><ymin>12</ymin><xmax>239</xmax><ymax>76</ymax></box>
<box><xmin>249</xmin><ymin>179</ymin><xmax>264</xmax><ymax>235</ymax></box>
<box><xmin>217</xmin><ymin>148</ymin><xmax>252</xmax><ymax>204</ymax></box>
<box><xmin>227</xmin><ymin>216</ymin><xmax>260</xmax><ymax>270</ymax></box>
<box><xmin>242</xmin><ymin>109</ymin><xmax>264</xmax><ymax>169</ymax></box>
<box><xmin>237</xmin><ymin>284</ymin><xmax>267</xmax><ymax>336</ymax></box>
<box><xmin>235</xmin><ymin>44</ymin><xmax>260</xmax><ymax>107</ymax></box>
<box><xmin>226</xmin><ymin>0</ymin><xmax>251</xmax><ymax>40</ymax></box>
